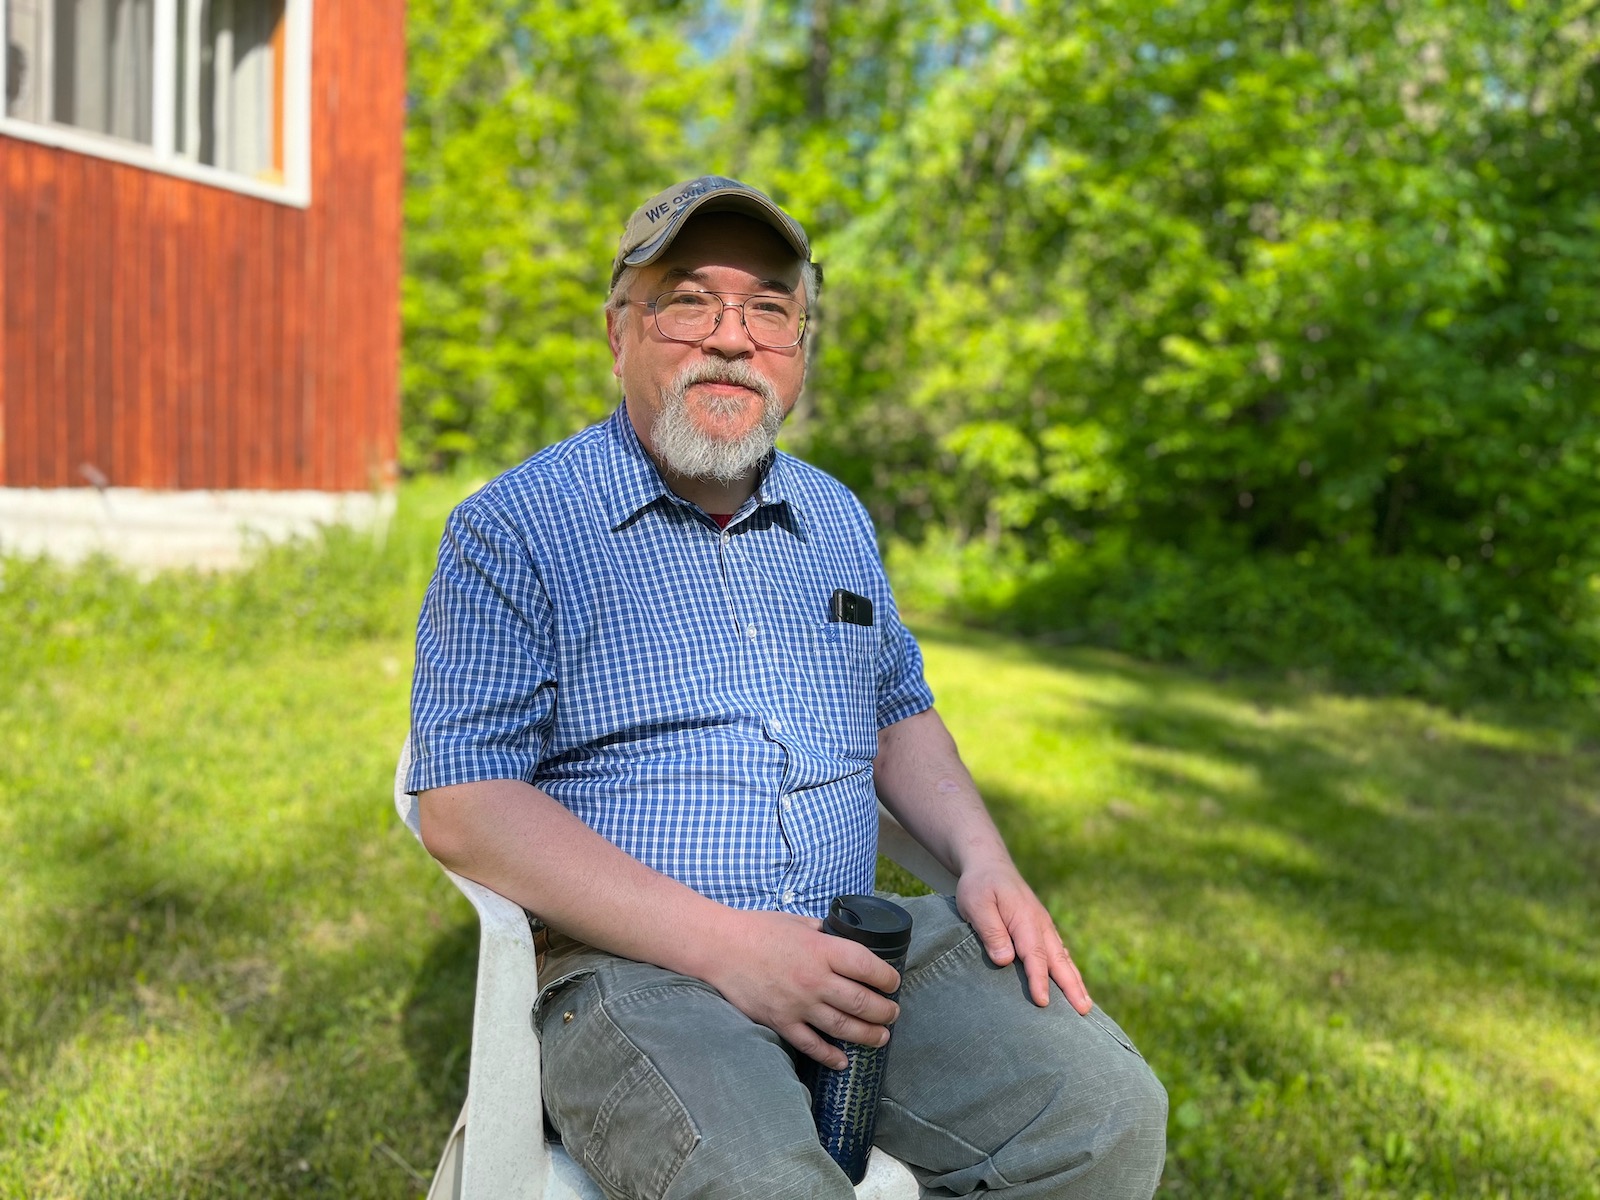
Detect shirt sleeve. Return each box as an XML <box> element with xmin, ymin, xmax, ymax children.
<box><xmin>844</xmin><ymin>492</ymin><xmax>933</xmax><ymax>728</ymax></box>
<box><xmin>873</xmin><ymin>589</ymin><xmax>936</xmax><ymax>730</ymax></box>
<box><xmin>406</xmin><ymin>494</ymin><xmax>558</xmax><ymax>793</ymax></box>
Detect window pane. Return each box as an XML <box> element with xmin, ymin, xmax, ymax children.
<box><xmin>5</xmin><ymin>0</ymin><xmax>154</xmax><ymax>143</ymax></box>
<box><xmin>6</xmin><ymin>0</ymin><xmax>296</xmax><ymax>188</ymax></box>
<box><xmin>6</xmin><ymin>0</ymin><xmax>56</xmax><ymax>122</ymax></box>
<box><xmin>175</xmin><ymin>0</ymin><xmax>283</xmax><ymax>180</ymax></box>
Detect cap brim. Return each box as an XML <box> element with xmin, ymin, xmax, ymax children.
<box><xmin>620</xmin><ymin>191</ymin><xmax>809</xmax><ymax>271</ymax></box>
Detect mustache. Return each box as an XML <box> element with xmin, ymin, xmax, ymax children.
<box><xmin>668</xmin><ymin>359</ymin><xmax>779</xmax><ymax>407</ymax></box>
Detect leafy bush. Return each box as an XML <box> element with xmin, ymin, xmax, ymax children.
<box><xmin>889</xmin><ymin>531</ymin><xmax>1600</xmax><ymax>703</ymax></box>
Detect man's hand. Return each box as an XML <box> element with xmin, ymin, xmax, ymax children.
<box><xmin>955</xmin><ymin>857</ymin><xmax>1092</xmax><ymax>1014</ymax></box>
<box><xmin>873</xmin><ymin>707</ymin><xmax>1093</xmax><ymax>1015</ymax></box>
<box><xmin>697</xmin><ymin>909</ymin><xmax>903</xmax><ymax>1069</ymax></box>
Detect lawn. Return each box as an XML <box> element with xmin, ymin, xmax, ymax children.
<box><xmin>2</xmin><ymin>477</ymin><xmax>1596</xmax><ymax>1198</ymax></box>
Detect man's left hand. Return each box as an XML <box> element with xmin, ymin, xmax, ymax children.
<box><xmin>955</xmin><ymin>858</ymin><xmax>1092</xmax><ymax>1013</ymax></box>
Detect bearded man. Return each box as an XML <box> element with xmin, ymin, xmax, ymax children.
<box><xmin>407</xmin><ymin>176</ymin><xmax>1168</xmax><ymax>1200</ymax></box>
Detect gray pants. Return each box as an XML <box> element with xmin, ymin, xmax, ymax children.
<box><xmin>535</xmin><ymin>894</ymin><xmax>1168</xmax><ymax>1199</ymax></box>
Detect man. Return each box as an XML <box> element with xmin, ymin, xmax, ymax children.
<box><xmin>409</xmin><ymin>175</ymin><xmax>1167</xmax><ymax>1199</ymax></box>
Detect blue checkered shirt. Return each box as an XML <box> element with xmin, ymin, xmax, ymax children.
<box><xmin>407</xmin><ymin>406</ymin><xmax>935</xmax><ymax>917</ymax></box>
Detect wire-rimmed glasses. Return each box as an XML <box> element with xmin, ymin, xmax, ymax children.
<box><xmin>634</xmin><ymin>289</ymin><xmax>808</xmax><ymax>349</ymax></box>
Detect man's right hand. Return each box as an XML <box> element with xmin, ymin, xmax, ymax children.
<box><xmin>696</xmin><ymin>909</ymin><xmax>902</xmax><ymax>1069</ymax></box>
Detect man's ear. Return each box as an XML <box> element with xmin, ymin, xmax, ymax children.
<box><xmin>605</xmin><ymin>308</ymin><xmax>624</xmax><ymax>378</ymax></box>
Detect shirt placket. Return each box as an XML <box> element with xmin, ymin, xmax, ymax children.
<box><xmin>716</xmin><ymin>516</ymin><xmax>813</xmax><ymax>913</ymax></box>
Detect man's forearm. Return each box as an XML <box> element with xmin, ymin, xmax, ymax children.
<box><xmin>872</xmin><ymin>707</ymin><xmax>1014</xmax><ymax>877</ymax></box>
<box><xmin>416</xmin><ymin>777</ymin><xmax>907</xmax><ymax>1061</ymax></box>
<box><xmin>873</xmin><ymin>706</ymin><xmax>1094</xmax><ymax>1012</ymax></box>
<box><xmin>419</xmin><ymin>779</ymin><xmax>733</xmax><ymax>981</ymax></box>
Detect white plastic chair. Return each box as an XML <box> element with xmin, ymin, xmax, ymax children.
<box><xmin>395</xmin><ymin>739</ymin><xmax>959</xmax><ymax>1200</ymax></box>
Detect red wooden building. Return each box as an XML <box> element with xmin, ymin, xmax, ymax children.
<box><xmin>0</xmin><ymin>0</ymin><xmax>404</xmax><ymax>566</ymax></box>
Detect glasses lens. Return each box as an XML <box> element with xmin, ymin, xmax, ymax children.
<box><xmin>653</xmin><ymin>291</ymin><xmax>720</xmax><ymax>341</ymax></box>
<box><xmin>652</xmin><ymin>291</ymin><xmax>803</xmax><ymax>348</ymax></box>
<box><xmin>744</xmin><ymin>297</ymin><xmax>801</xmax><ymax>345</ymax></box>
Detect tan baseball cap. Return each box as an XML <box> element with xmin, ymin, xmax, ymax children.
<box><xmin>611</xmin><ymin>175</ymin><xmax>812</xmax><ymax>289</ymax></box>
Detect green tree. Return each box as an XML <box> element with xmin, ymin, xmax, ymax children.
<box><xmin>797</xmin><ymin>0</ymin><xmax>1600</xmax><ymax>695</ymax></box>
<box><xmin>402</xmin><ymin>0</ymin><xmax>703</xmax><ymax>470</ymax></box>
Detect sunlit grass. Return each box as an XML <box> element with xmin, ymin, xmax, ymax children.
<box><xmin>2</xmin><ymin>481</ymin><xmax>1596</xmax><ymax>1197</ymax></box>
<box><xmin>921</xmin><ymin>627</ymin><xmax>1599</xmax><ymax>1197</ymax></box>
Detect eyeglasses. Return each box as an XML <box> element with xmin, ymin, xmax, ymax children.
<box><xmin>633</xmin><ymin>289</ymin><xmax>808</xmax><ymax>350</ymax></box>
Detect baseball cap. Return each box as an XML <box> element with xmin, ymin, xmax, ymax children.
<box><xmin>611</xmin><ymin>175</ymin><xmax>812</xmax><ymax>289</ymax></box>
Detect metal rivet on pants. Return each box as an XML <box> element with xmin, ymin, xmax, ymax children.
<box><xmin>563</xmin><ymin>1010</ymin><xmax>575</xmax><ymax>1023</ymax></box>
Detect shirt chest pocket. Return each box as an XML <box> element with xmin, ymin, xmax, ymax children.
<box><xmin>813</xmin><ymin>619</ymin><xmax>880</xmax><ymax>760</ymax></box>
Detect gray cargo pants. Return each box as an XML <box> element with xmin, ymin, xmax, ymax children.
<box><xmin>534</xmin><ymin>893</ymin><xmax>1168</xmax><ymax>1199</ymax></box>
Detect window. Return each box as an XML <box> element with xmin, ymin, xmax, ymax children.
<box><xmin>2</xmin><ymin>0</ymin><xmax>310</xmax><ymax>203</ymax></box>
<box><xmin>7</xmin><ymin>0</ymin><xmax>156</xmax><ymax>143</ymax></box>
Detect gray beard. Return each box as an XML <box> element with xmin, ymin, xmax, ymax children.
<box><xmin>650</xmin><ymin>360</ymin><xmax>786</xmax><ymax>483</ymax></box>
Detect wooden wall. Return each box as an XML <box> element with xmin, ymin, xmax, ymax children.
<box><xmin>0</xmin><ymin>0</ymin><xmax>405</xmax><ymax>492</ymax></box>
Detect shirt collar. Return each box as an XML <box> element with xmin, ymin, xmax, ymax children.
<box><xmin>601</xmin><ymin>404</ymin><xmax>807</xmax><ymax>540</ymax></box>
<box><xmin>601</xmin><ymin>405</ymin><xmax>673</xmax><ymax>529</ymax></box>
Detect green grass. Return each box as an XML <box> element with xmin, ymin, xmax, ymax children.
<box><xmin>2</xmin><ymin>478</ymin><xmax>1597</xmax><ymax>1197</ymax></box>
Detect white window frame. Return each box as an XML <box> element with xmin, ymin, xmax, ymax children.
<box><xmin>0</xmin><ymin>0</ymin><xmax>312</xmax><ymax>207</ymax></box>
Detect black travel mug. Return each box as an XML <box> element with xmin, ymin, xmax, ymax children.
<box><xmin>808</xmin><ymin>895</ymin><xmax>914</xmax><ymax>1185</ymax></box>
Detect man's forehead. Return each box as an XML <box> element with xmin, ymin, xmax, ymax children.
<box><xmin>646</xmin><ymin>213</ymin><xmax>805</xmax><ymax>284</ymax></box>
<box><xmin>653</xmin><ymin>265</ymin><xmax>799</xmax><ymax>297</ymax></box>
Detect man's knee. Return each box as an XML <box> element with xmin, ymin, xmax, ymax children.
<box><xmin>1040</xmin><ymin>1009</ymin><xmax>1168</xmax><ymax>1192</ymax></box>
<box><xmin>1086</xmin><ymin>1052</ymin><xmax>1168</xmax><ymax>1190</ymax></box>
<box><xmin>1004</xmin><ymin>1045</ymin><xmax>1167</xmax><ymax>1196</ymax></box>
<box><xmin>880</xmin><ymin>982</ymin><xmax>1168</xmax><ymax>1196</ymax></box>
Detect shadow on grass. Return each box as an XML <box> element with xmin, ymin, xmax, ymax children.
<box><xmin>142</xmin><ymin>918</ymin><xmax>480</xmax><ymax>1196</ymax></box>
<box><xmin>1124</xmin><ymin>694</ymin><xmax>1586</xmax><ymax>996</ymax></box>
<box><xmin>10</xmin><ymin>805</ymin><xmax>266</xmax><ymax>1073</ymax></box>
<box><xmin>918</xmin><ymin>624</ymin><xmax>1600</xmax><ymax>1004</ymax></box>
<box><xmin>399</xmin><ymin>918</ymin><xmax>478</xmax><ymax>1117</ymax></box>
<box><xmin>990</xmin><ymin>731</ymin><xmax>1596</xmax><ymax>1008</ymax></box>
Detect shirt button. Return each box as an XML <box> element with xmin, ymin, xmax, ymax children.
<box><xmin>782</xmin><ymin>890</ymin><xmax>796</xmax><ymax>903</ymax></box>
<box><xmin>770</xmin><ymin>719</ymin><xmax>784</xmax><ymax>733</ymax></box>
<box><xmin>780</xmin><ymin>797</ymin><xmax>793</xmax><ymax>811</ymax></box>
<box><xmin>746</xmin><ymin>625</ymin><xmax>759</xmax><ymax>640</ymax></box>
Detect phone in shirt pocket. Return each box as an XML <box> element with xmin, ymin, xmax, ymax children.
<box><xmin>815</xmin><ymin>588</ymin><xmax>880</xmax><ymax>760</ymax></box>
<box><xmin>828</xmin><ymin>588</ymin><xmax>874</xmax><ymax>627</ymax></box>
<box><xmin>820</xmin><ymin>589</ymin><xmax>879</xmax><ymax>660</ymax></box>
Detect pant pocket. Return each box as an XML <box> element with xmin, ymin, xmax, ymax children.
<box><xmin>534</xmin><ymin>967</ymin><xmax>598</xmax><ymax>1027</ymax></box>
<box><xmin>539</xmin><ymin>967</ymin><xmax>702</xmax><ymax>1200</ymax></box>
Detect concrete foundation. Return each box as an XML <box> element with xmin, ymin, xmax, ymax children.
<box><xmin>0</xmin><ymin>487</ymin><xmax>397</xmax><ymax>571</ymax></box>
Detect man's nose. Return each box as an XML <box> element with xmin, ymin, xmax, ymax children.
<box><xmin>699</xmin><ymin>302</ymin><xmax>756</xmax><ymax>356</ymax></box>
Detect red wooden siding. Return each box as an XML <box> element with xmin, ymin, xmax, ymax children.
<box><xmin>0</xmin><ymin>0</ymin><xmax>404</xmax><ymax>492</ymax></box>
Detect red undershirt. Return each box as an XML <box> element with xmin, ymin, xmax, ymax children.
<box><xmin>710</xmin><ymin>513</ymin><xmax>733</xmax><ymax>529</ymax></box>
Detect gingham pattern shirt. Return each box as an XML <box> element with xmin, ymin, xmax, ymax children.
<box><xmin>408</xmin><ymin>405</ymin><xmax>935</xmax><ymax>917</ymax></box>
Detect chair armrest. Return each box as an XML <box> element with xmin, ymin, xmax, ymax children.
<box><xmin>448</xmin><ymin>869</ymin><xmax>537</xmax><ymax>954</ymax></box>
<box><xmin>445</xmin><ymin>865</ymin><xmax>547</xmax><ymax>1197</ymax></box>
<box><xmin>397</xmin><ymin>738</ymin><xmax>549</xmax><ymax>1198</ymax></box>
<box><xmin>876</xmin><ymin>802</ymin><xmax>958</xmax><ymax>895</ymax></box>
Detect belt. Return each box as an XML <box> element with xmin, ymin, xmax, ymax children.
<box><xmin>533</xmin><ymin>921</ymin><xmax>550</xmax><ymax>973</ymax></box>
